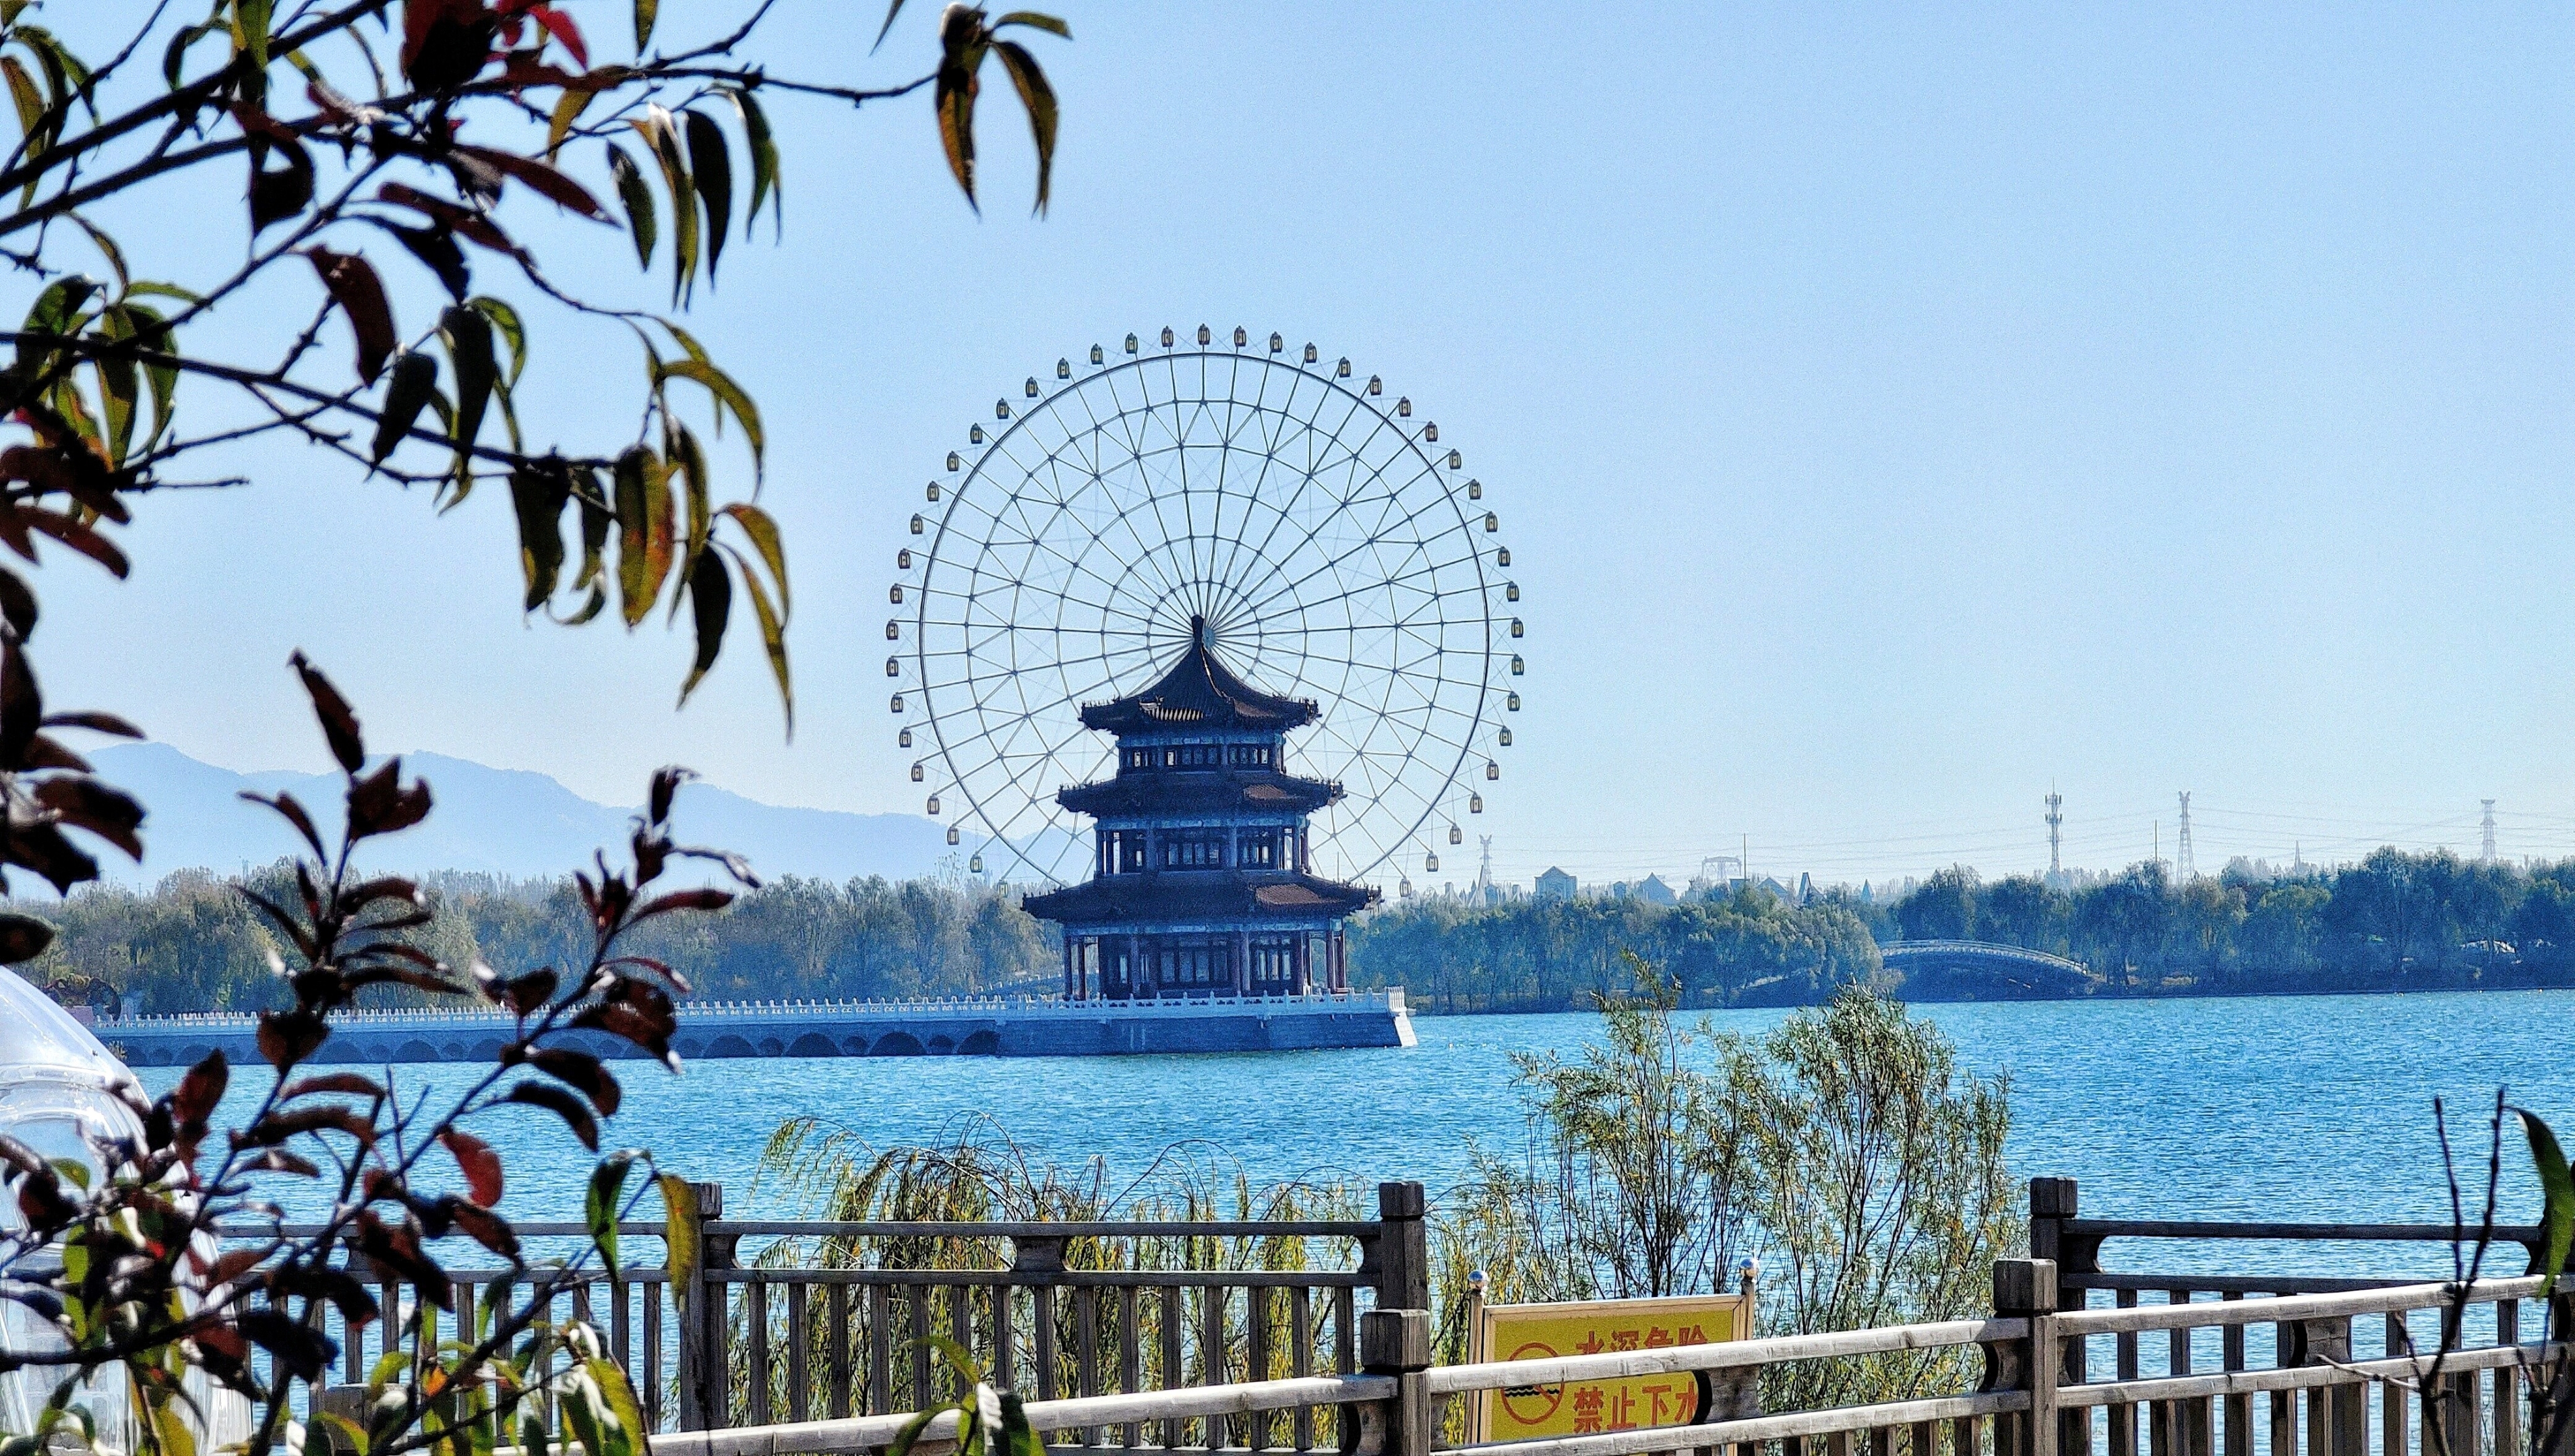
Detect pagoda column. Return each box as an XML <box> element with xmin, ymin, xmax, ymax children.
<box><xmin>1062</xmin><ymin>938</ymin><xmax>1077</xmax><ymax>1000</ymax></box>
<box><xmin>1234</xmin><ymin>931</ymin><xmax>1251</xmax><ymax>997</ymax></box>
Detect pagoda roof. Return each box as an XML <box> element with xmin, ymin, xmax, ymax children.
<box><xmin>1080</xmin><ymin>620</ymin><xmax>1318</xmax><ymax>733</ymax></box>
<box><xmin>1023</xmin><ymin>870</ymin><xmax>1378</xmax><ymax>928</ymax></box>
<box><xmin>1059</xmin><ymin>770</ymin><xmax>1340</xmax><ymax>819</ymax></box>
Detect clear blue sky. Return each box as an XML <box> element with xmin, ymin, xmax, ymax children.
<box><xmin>38</xmin><ymin>2</ymin><xmax>2575</xmax><ymax>890</ymax></box>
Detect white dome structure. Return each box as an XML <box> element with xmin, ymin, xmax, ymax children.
<box><xmin>0</xmin><ymin>967</ymin><xmax>251</xmax><ymax>1449</ymax></box>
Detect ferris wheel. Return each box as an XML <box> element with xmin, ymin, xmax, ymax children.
<box><xmin>887</xmin><ymin>326</ymin><xmax>1525</xmax><ymax>889</ymax></box>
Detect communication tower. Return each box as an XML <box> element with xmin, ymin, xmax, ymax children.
<box><xmin>2482</xmin><ymin>800</ymin><xmax>2498</xmax><ymax>863</ymax></box>
<box><xmin>2044</xmin><ymin>789</ymin><xmax>2063</xmax><ymax>875</ymax></box>
<box><xmin>2175</xmin><ymin>792</ymin><xmax>2194</xmax><ymax>881</ymax></box>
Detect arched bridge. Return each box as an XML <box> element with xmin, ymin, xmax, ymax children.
<box><xmin>1877</xmin><ymin>940</ymin><xmax>2092</xmax><ymax>997</ymax></box>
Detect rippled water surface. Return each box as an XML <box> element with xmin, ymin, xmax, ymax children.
<box><xmin>135</xmin><ymin>991</ymin><xmax>2575</xmax><ymax>1278</ymax></box>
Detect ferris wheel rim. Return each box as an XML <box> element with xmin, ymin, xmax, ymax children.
<box><xmin>897</xmin><ymin>338</ymin><xmax>1514</xmax><ymax>889</ymax></box>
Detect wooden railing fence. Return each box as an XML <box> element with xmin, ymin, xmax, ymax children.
<box><xmin>282</xmin><ymin>1180</ymin><xmax>1430</xmax><ymax>1440</ymax></box>
<box><xmin>278</xmin><ymin>1176</ymin><xmax>2575</xmax><ymax>1456</ymax></box>
<box><xmin>2030</xmin><ymin>1175</ymin><xmax>2562</xmax><ymax>1456</ymax></box>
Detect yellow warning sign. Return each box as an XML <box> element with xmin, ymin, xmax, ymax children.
<box><xmin>1467</xmin><ymin>1293</ymin><xmax>1751</xmax><ymax>1442</ymax></box>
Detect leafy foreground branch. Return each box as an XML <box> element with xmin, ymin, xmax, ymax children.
<box><xmin>0</xmin><ymin>657</ymin><xmax>749</xmax><ymax>1456</ymax></box>
<box><xmin>0</xmin><ymin>0</ymin><xmax>1070</xmax><ymax>738</ymax></box>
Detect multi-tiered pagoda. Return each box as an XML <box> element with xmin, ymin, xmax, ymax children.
<box><xmin>1024</xmin><ymin>618</ymin><xmax>1379</xmax><ymax>1000</ymax></box>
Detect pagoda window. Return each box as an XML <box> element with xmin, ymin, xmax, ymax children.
<box><xmin>1237</xmin><ymin>832</ymin><xmax>1279</xmax><ymax>868</ymax></box>
<box><xmin>1123</xmin><ymin>747</ymin><xmax>1153</xmax><ymax>772</ymax></box>
<box><xmin>1163</xmin><ymin>743</ymin><xmax>1223</xmax><ymax>769</ymax></box>
<box><xmin>1161</xmin><ymin>835</ymin><xmax>1225</xmax><ymax>869</ymax></box>
<box><xmin>1114</xmin><ymin>831</ymin><xmax>1147</xmax><ymax>874</ymax></box>
<box><xmin>1228</xmin><ymin>743</ymin><xmax>1275</xmax><ymax>768</ymax></box>
<box><xmin>1249</xmin><ymin>938</ymin><xmax>1298</xmax><ymax>991</ymax></box>
<box><xmin>1158</xmin><ymin>943</ymin><xmax>1225</xmax><ymax>988</ymax></box>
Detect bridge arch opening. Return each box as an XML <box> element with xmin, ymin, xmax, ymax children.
<box><xmin>786</xmin><ymin>1033</ymin><xmax>839</xmax><ymax>1058</ymax></box>
<box><xmin>870</xmin><ymin>1032</ymin><xmax>924</xmax><ymax>1057</ymax></box>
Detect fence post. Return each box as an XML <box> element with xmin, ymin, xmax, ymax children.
<box><xmin>675</xmin><ymin>1180</ymin><xmax>732</xmax><ymax>1432</ymax></box>
<box><xmin>2283</xmin><ymin>1316</ymin><xmax>2363</xmax><ymax>1456</ymax></box>
<box><xmin>1372</xmin><ymin>1182</ymin><xmax>1430</xmax><ymax>1312</ymax></box>
<box><xmin>1361</xmin><ymin>1308</ymin><xmax>1433</xmax><ymax>1456</ymax></box>
<box><xmin>1990</xmin><ymin>1258</ymin><xmax>2060</xmax><ymax>1456</ymax></box>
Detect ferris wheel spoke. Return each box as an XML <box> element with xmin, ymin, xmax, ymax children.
<box><xmin>1241</xmin><ymin>535</ymin><xmax>1482</xmax><ymax>630</ymax></box>
<box><xmin>1234</xmin><ymin>462</ymin><xmax>1459</xmax><ymax>624</ymax></box>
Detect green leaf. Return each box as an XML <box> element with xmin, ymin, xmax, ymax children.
<box><xmin>561</xmin><ymin>1372</ymin><xmax>612</xmax><ymax>1456</ymax></box>
<box><xmin>311</xmin><ymin>1414</ymin><xmax>367</xmax><ymax>1456</ymax></box>
<box><xmin>885</xmin><ymin>1406</ymin><xmax>942</xmax><ymax>1456</ymax></box>
<box><xmin>2</xmin><ymin>57</ymin><xmax>42</xmax><ymax>205</ymax></box>
<box><xmin>2517</xmin><ymin>1108</ymin><xmax>2575</xmax><ymax>1296</ymax></box>
<box><xmin>634</xmin><ymin>108</ymin><xmax>695</xmax><ymax>305</ymax></box>
<box><xmin>992</xmin><ymin>12</ymin><xmax>1071</xmax><ymax>38</ymax></box>
<box><xmin>441</xmin><ymin>305</ymin><xmax>497</xmax><ymax>471</ymax></box>
<box><xmin>934</xmin><ymin>25</ymin><xmax>984</xmax><ymax>213</ymax></box>
<box><xmin>723</xmin><ymin>86</ymin><xmax>780</xmax><ymax>239</ymax></box>
<box><xmin>510</xmin><ymin>466</ymin><xmax>570</xmax><ymax>611</ymax></box>
<box><xmin>669</xmin><ymin>427</ymin><xmax>712</xmax><ymax>625</ymax></box>
<box><xmin>370</xmin><ymin>350</ymin><xmax>440</xmax><ymax>463</ymax></box>
<box><xmin>19</xmin><ymin>274</ymin><xmax>96</xmax><ymax>372</ymax></box>
<box><xmin>612</xmin><ymin>446</ymin><xmax>654</xmax><ymax>627</ymax></box>
<box><xmin>587</xmin><ymin>1358</ymin><xmax>648</xmax><ymax>1456</ymax></box>
<box><xmin>119</xmin><ymin>300</ymin><xmax>177</xmax><ymax>450</ymax></box>
<box><xmin>718</xmin><ymin>502</ymin><xmax>789</xmax><ymax>617</ymax></box>
<box><xmin>657</xmin><ymin>1174</ymin><xmax>700</xmax><ymax>1314</ymax></box>
<box><xmin>677</xmin><ymin>547</ymin><xmax>728</xmax><ymax>706</ymax></box>
<box><xmin>547</xmin><ymin>84</ymin><xmax>596</xmax><ymax>161</ymax></box>
<box><xmin>682</xmin><ymin>109</ymin><xmax>731</xmax><ymax>283</ymax></box>
<box><xmin>471</xmin><ymin>296</ymin><xmax>528</xmax><ymax>387</ymax></box>
<box><xmin>871</xmin><ymin>0</ymin><xmax>909</xmax><ymax>53</ymax></box>
<box><xmin>67</xmin><ymin>215</ymin><xmax>125</xmax><ymax>293</ymax></box>
<box><xmin>999</xmin><ymin>1393</ymin><xmax>1044</xmax><ymax>1456</ymax></box>
<box><xmin>235</xmin><ymin>0</ymin><xmax>273</xmax><ymax>76</ymax></box>
<box><xmin>161</xmin><ymin>21</ymin><xmax>227</xmax><ymax>91</ymax></box>
<box><xmin>919</xmin><ymin>1333</ymin><xmax>977</xmax><ymax>1386</ymax></box>
<box><xmin>633</xmin><ymin>0</ymin><xmax>657</xmax><ymax>54</ymax></box>
<box><xmin>655</xmin><ymin>358</ymin><xmax>763</xmax><ymax>475</ymax></box>
<box><xmin>586</xmin><ymin>1151</ymin><xmax>638</xmax><ymax>1281</ymax></box>
<box><xmin>573</xmin><ymin>465</ymin><xmax>611</xmax><ymax>592</ymax></box>
<box><xmin>656</xmin><ymin>320</ymin><xmax>713</xmax><ymax>367</ymax></box>
<box><xmin>990</xmin><ymin>40</ymin><xmax>1057</xmax><ymax>216</ymax></box>
<box><xmin>606</xmin><ymin>142</ymin><xmax>654</xmax><ymax>270</ymax></box>
<box><xmin>92</xmin><ymin>307</ymin><xmax>139</xmax><ymax>468</ymax></box>
<box><xmin>726</xmin><ymin>543</ymin><xmax>792</xmax><ymax>733</ymax></box>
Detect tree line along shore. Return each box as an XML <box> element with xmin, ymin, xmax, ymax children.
<box><xmin>20</xmin><ymin>847</ymin><xmax>2568</xmax><ymax>1018</ymax></box>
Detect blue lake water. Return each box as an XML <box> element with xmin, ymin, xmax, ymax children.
<box><xmin>133</xmin><ymin>990</ymin><xmax>2575</xmax><ymax>1283</ymax></box>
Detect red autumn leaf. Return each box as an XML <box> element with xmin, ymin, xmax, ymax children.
<box><xmin>454</xmin><ymin>144</ymin><xmax>605</xmax><ymax>218</ymax></box>
<box><xmin>528</xmin><ymin>5</ymin><xmax>588</xmax><ymax>67</ymax></box>
<box><xmin>305</xmin><ymin>247</ymin><xmax>398</xmax><ymax>384</ymax></box>
<box><xmin>437</xmin><ymin>1128</ymin><xmax>504</xmax><ymax>1207</ymax></box>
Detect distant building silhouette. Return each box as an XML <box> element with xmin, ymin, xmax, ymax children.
<box><xmin>1636</xmin><ymin>874</ymin><xmax>1678</xmax><ymax>906</ymax></box>
<box><xmin>1535</xmin><ymin>866</ymin><xmax>1577</xmax><ymax>901</ymax></box>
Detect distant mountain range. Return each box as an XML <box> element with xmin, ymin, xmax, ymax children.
<box><xmin>80</xmin><ymin>743</ymin><xmax>970</xmax><ymax>888</ymax></box>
